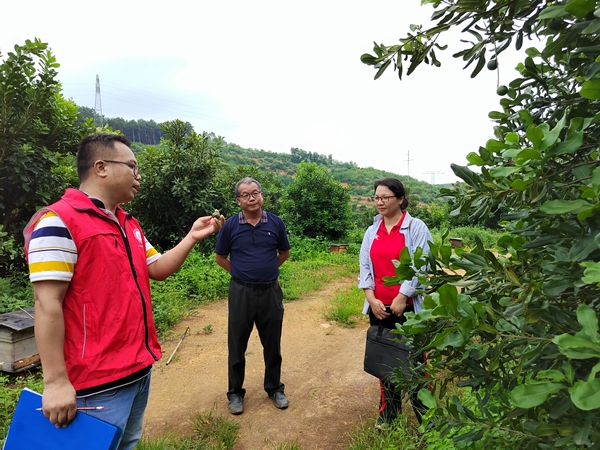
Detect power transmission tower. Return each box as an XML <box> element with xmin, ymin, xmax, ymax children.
<box><xmin>94</xmin><ymin>75</ymin><xmax>103</xmax><ymax>127</ymax></box>
<box><xmin>422</xmin><ymin>170</ymin><xmax>444</xmax><ymax>184</ymax></box>
<box><xmin>405</xmin><ymin>150</ymin><xmax>413</xmax><ymax>178</ymax></box>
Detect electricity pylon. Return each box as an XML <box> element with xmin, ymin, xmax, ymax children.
<box><xmin>94</xmin><ymin>75</ymin><xmax>103</xmax><ymax>127</ymax></box>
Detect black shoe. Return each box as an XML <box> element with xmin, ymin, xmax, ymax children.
<box><xmin>228</xmin><ymin>394</ymin><xmax>244</xmax><ymax>415</ymax></box>
<box><xmin>269</xmin><ymin>392</ymin><xmax>289</xmax><ymax>409</ymax></box>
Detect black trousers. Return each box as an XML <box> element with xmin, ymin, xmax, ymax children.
<box><xmin>227</xmin><ymin>279</ymin><xmax>285</xmax><ymax>399</ymax></box>
<box><xmin>368</xmin><ymin>306</ymin><xmax>426</xmax><ymax>424</ymax></box>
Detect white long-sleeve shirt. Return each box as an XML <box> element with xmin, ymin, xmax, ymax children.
<box><xmin>358</xmin><ymin>211</ymin><xmax>432</xmax><ymax>314</ymax></box>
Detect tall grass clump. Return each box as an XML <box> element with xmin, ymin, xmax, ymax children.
<box><xmin>324</xmin><ymin>286</ymin><xmax>365</xmax><ymax>327</ymax></box>
<box><xmin>137</xmin><ymin>408</ymin><xmax>239</xmax><ymax>450</ymax></box>
<box><xmin>345</xmin><ymin>415</ymin><xmax>426</xmax><ymax>450</ymax></box>
<box><xmin>0</xmin><ymin>370</ymin><xmax>44</xmax><ymax>446</ymax></box>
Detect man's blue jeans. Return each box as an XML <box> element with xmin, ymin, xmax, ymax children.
<box><xmin>77</xmin><ymin>370</ymin><xmax>152</xmax><ymax>450</ymax></box>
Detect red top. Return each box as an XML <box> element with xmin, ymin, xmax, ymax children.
<box><xmin>370</xmin><ymin>211</ymin><xmax>408</xmax><ymax>305</ymax></box>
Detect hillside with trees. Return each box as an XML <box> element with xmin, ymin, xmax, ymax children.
<box><xmin>77</xmin><ymin>106</ymin><xmax>449</xmax><ymax>205</ymax></box>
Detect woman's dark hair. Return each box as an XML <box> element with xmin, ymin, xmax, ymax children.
<box><xmin>373</xmin><ymin>177</ymin><xmax>409</xmax><ymax>210</ymax></box>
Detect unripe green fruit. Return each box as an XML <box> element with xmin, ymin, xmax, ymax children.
<box><xmin>497</xmin><ymin>85</ymin><xmax>508</xmax><ymax>96</ymax></box>
<box><xmin>487</xmin><ymin>59</ymin><xmax>498</xmax><ymax>70</ymax></box>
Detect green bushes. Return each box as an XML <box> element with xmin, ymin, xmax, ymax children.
<box><xmin>0</xmin><ymin>278</ymin><xmax>33</xmax><ymax>314</ymax></box>
<box><xmin>0</xmin><ymin>370</ymin><xmax>44</xmax><ymax>447</ymax></box>
<box><xmin>430</xmin><ymin>226</ymin><xmax>502</xmax><ymax>251</ymax></box>
<box><xmin>150</xmin><ymin>252</ymin><xmax>230</xmax><ymax>337</ymax></box>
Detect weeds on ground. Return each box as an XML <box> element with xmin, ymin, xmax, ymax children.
<box><xmin>279</xmin><ymin>253</ymin><xmax>355</xmax><ymax>301</ymax></box>
<box><xmin>324</xmin><ymin>285</ymin><xmax>365</xmax><ymax>327</ymax></box>
<box><xmin>272</xmin><ymin>439</ymin><xmax>301</xmax><ymax>449</ymax></box>
<box><xmin>346</xmin><ymin>414</ymin><xmax>427</xmax><ymax>450</ymax></box>
<box><xmin>0</xmin><ymin>369</ymin><xmax>44</xmax><ymax>447</ymax></box>
<box><xmin>138</xmin><ymin>407</ymin><xmax>239</xmax><ymax>450</ymax></box>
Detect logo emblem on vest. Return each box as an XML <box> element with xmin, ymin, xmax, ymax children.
<box><xmin>133</xmin><ymin>228</ymin><xmax>143</xmax><ymax>244</ymax></box>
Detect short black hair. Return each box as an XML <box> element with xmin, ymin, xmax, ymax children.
<box><xmin>373</xmin><ymin>177</ymin><xmax>409</xmax><ymax>210</ymax></box>
<box><xmin>77</xmin><ymin>134</ymin><xmax>132</xmax><ymax>182</ymax></box>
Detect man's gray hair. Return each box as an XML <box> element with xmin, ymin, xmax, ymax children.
<box><xmin>235</xmin><ymin>177</ymin><xmax>263</xmax><ymax>197</ymax></box>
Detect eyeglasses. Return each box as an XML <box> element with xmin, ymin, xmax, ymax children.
<box><xmin>373</xmin><ymin>195</ymin><xmax>396</xmax><ymax>203</ymax></box>
<box><xmin>237</xmin><ymin>191</ymin><xmax>262</xmax><ymax>201</ymax></box>
<box><xmin>94</xmin><ymin>160</ymin><xmax>140</xmax><ymax>177</ymax></box>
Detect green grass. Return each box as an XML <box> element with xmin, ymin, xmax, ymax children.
<box><xmin>279</xmin><ymin>259</ymin><xmax>349</xmax><ymax>300</ymax></box>
<box><xmin>137</xmin><ymin>407</ymin><xmax>239</xmax><ymax>450</ymax></box>
<box><xmin>324</xmin><ymin>285</ymin><xmax>366</xmax><ymax>327</ymax></box>
<box><xmin>346</xmin><ymin>414</ymin><xmax>427</xmax><ymax>450</ymax></box>
<box><xmin>0</xmin><ymin>369</ymin><xmax>44</xmax><ymax>447</ymax></box>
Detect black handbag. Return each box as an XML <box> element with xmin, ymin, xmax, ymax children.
<box><xmin>364</xmin><ymin>322</ymin><xmax>413</xmax><ymax>383</ymax></box>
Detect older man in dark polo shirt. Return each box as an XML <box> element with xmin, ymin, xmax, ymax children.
<box><xmin>215</xmin><ymin>177</ymin><xmax>291</xmax><ymax>415</ymax></box>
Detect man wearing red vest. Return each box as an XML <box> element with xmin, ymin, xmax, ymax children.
<box><xmin>24</xmin><ymin>134</ymin><xmax>224</xmax><ymax>450</ymax></box>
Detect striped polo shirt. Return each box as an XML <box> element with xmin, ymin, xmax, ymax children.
<box><xmin>28</xmin><ymin>210</ymin><xmax>160</xmax><ymax>283</ymax></box>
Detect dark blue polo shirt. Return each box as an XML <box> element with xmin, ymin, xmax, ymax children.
<box><xmin>215</xmin><ymin>210</ymin><xmax>290</xmax><ymax>282</ymax></box>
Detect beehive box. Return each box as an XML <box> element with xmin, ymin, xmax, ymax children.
<box><xmin>0</xmin><ymin>308</ymin><xmax>39</xmax><ymax>373</ymax></box>
<box><xmin>329</xmin><ymin>244</ymin><xmax>349</xmax><ymax>253</ymax></box>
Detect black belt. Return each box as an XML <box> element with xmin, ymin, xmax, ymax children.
<box><xmin>232</xmin><ymin>276</ymin><xmax>278</xmax><ymax>290</ymax></box>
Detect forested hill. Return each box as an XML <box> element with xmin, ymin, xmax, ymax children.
<box><xmin>222</xmin><ymin>143</ymin><xmax>448</xmax><ymax>205</ymax></box>
<box><xmin>77</xmin><ymin>107</ymin><xmax>448</xmax><ymax>205</ymax></box>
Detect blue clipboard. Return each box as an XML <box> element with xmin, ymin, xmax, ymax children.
<box><xmin>3</xmin><ymin>388</ymin><xmax>122</xmax><ymax>450</ymax></box>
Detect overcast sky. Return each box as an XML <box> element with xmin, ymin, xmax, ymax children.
<box><xmin>2</xmin><ymin>1</ymin><xmax>529</xmax><ymax>185</ymax></box>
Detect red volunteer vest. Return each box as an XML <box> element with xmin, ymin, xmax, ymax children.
<box><xmin>24</xmin><ymin>189</ymin><xmax>162</xmax><ymax>390</ymax></box>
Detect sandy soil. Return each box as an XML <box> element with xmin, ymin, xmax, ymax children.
<box><xmin>141</xmin><ymin>274</ymin><xmax>383</xmax><ymax>449</ymax></box>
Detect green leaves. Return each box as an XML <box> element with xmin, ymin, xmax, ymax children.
<box><xmin>570</xmin><ymin>378</ymin><xmax>600</xmax><ymax>410</ymax></box>
<box><xmin>361</xmin><ymin>0</ymin><xmax>600</xmax><ymax>446</ymax></box>
<box><xmin>564</xmin><ymin>0</ymin><xmax>597</xmax><ymax>20</ymax></box>
<box><xmin>540</xmin><ymin>199</ymin><xmax>590</xmax><ymax>214</ymax></box>
<box><xmin>554</xmin><ymin>305</ymin><xmax>600</xmax><ymax>359</ymax></box>
<box><xmin>581</xmin><ymin>261</ymin><xmax>600</xmax><ymax>284</ymax></box>
<box><xmin>1</xmin><ymin>39</ymin><xmax>93</xmax><ymax>277</ymax></box>
<box><xmin>580</xmin><ymin>79</ymin><xmax>600</xmax><ymax>99</ymax></box>
<box><xmin>279</xmin><ymin>161</ymin><xmax>354</xmax><ymax>241</ymax></box>
<box><xmin>511</xmin><ymin>382</ymin><xmax>566</xmax><ymax>408</ymax></box>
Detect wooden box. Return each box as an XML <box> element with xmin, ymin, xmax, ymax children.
<box><xmin>449</xmin><ymin>237</ymin><xmax>463</xmax><ymax>248</ymax></box>
<box><xmin>0</xmin><ymin>308</ymin><xmax>40</xmax><ymax>373</ymax></box>
<box><xmin>329</xmin><ymin>244</ymin><xmax>349</xmax><ymax>253</ymax></box>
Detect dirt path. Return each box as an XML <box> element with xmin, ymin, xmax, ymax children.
<box><xmin>141</xmin><ymin>275</ymin><xmax>381</xmax><ymax>449</ymax></box>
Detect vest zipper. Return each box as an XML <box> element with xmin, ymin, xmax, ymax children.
<box><xmin>121</xmin><ymin>214</ymin><xmax>159</xmax><ymax>361</ymax></box>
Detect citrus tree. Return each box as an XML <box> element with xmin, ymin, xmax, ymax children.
<box><xmin>280</xmin><ymin>161</ymin><xmax>353</xmax><ymax>241</ymax></box>
<box><xmin>0</xmin><ymin>39</ymin><xmax>94</xmax><ymax>278</ymax></box>
<box><xmin>362</xmin><ymin>0</ymin><xmax>600</xmax><ymax>447</ymax></box>
<box><xmin>127</xmin><ymin>119</ymin><xmax>225</xmax><ymax>253</ymax></box>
